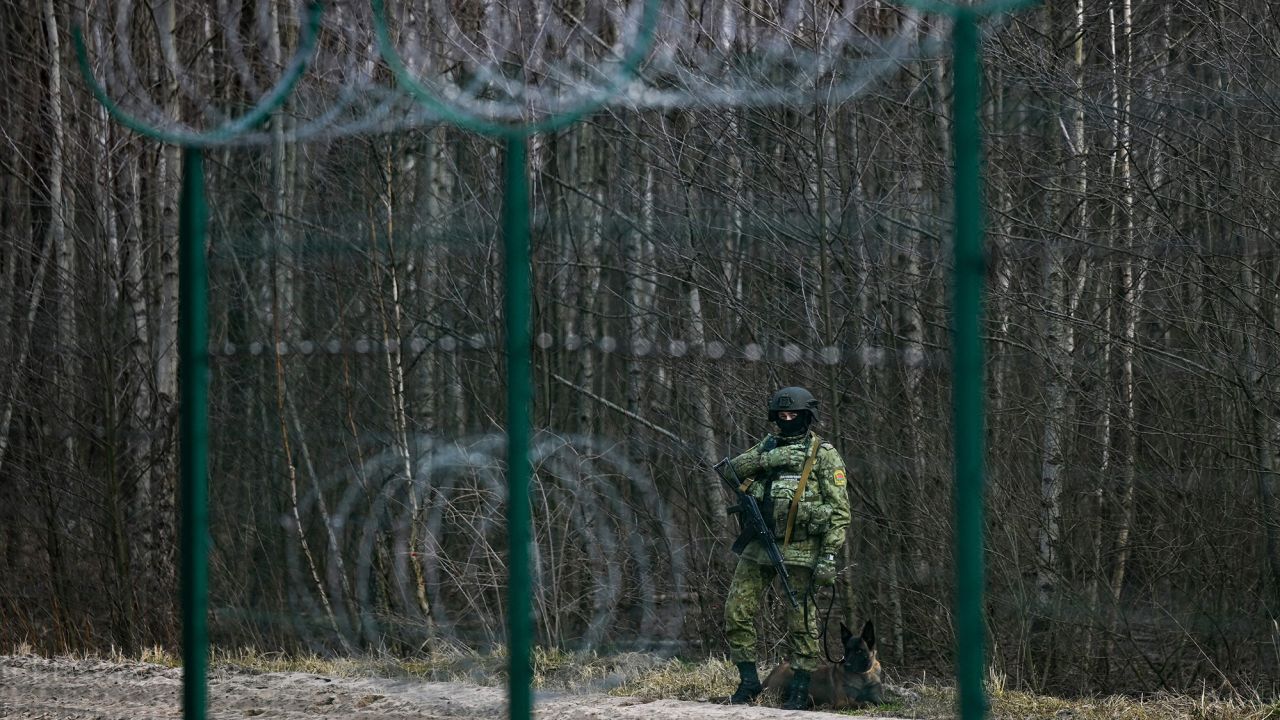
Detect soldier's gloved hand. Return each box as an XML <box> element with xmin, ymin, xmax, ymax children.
<box><xmin>758</xmin><ymin>445</ymin><xmax>797</xmax><ymax>470</ymax></box>
<box><xmin>814</xmin><ymin>554</ymin><xmax>838</xmax><ymax>586</ymax></box>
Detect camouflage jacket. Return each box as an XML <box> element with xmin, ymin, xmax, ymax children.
<box><xmin>727</xmin><ymin>431</ymin><xmax>851</xmax><ymax>568</ymax></box>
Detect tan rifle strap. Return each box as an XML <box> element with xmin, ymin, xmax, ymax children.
<box><xmin>782</xmin><ymin>434</ymin><xmax>821</xmax><ymax>550</ymax></box>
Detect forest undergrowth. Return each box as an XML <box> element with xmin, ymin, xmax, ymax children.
<box><xmin>8</xmin><ymin>642</ymin><xmax>1280</xmax><ymax>720</ymax></box>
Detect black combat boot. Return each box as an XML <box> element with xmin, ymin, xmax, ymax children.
<box><xmin>781</xmin><ymin>668</ymin><xmax>812</xmax><ymax>710</ymax></box>
<box><xmin>727</xmin><ymin>661</ymin><xmax>762</xmax><ymax>704</ymax></box>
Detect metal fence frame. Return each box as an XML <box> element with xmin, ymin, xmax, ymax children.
<box><xmin>73</xmin><ymin>3</ymin><xmax>1041</xmax><ymax>718</ymax></box>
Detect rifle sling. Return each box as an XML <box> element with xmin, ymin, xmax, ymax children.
<box><xmin>782</xmin><ymin>434</ymin><xmax>821</xmax><ymax>551</ymax></box>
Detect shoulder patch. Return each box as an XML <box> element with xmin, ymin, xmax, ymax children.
<box><xmin>820</xmin><ymin>441</ymin><xmax>834</xmax><ymax>450</ymax></box>
<box><xmin>833</xmin><ymin>468</ymin><xmax>847</xmax><ymax>487</ymax></box>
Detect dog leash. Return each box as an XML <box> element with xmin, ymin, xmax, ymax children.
<box><xmin>805</xmin><ymin>559</ymin><xmax>846</xmax><ymax>664</ymax></box>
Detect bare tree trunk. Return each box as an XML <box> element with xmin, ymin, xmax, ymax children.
<box><xmin>153</xmin><ymin>0</ymin><xmax>181</xmax><ymax>409</ymax></box>
<box><xmin>875</xmin><ymin>468</ymin><xmax>906</xmax><ymax>665</ymax></box>
<box><xmin>1105</xmin><ymin>0</ymin><xmax>1140</xmax><ymax>661</ymax></box>
<box><xmin>266</xmin><ymin>0</ymin><xmax>295</xmax><ymax>345</ymax></box>
<box><xmin>987</xmin><ymin>65</ymin><xmax>1015</xmax><ymax>430</ymax></box>
<box><xmin>273</xmin><ymin>318</ymin><xmax>347</xmax><ymax>647</ymax></box>
<box><xmin>625</xmin><ymin>133</ymin><xmax>657</xmax><ymax>421</ymax></box>
<box><xmin>685</xmin><ymin>273</ymin><xmax>716</xmax><ymax>460</ymax></box>
<box><xmin>43</xmin><ymin>1</ymin><xmax>76</xmax><ymax>483</ymax></box>
<box><xmin>0</xmin><ymin>92</ymin><xmax>14</xmax><ymax>343</ymax></box>
<box><xmin>1036</xmin><ymin>250</ymin><xmax>1071</xmax><ymax>618</ymax></box>
<box><xmin>1079</xmin><ymin>12</ymin><xmax>1110</xmax><ymax>668</ymax></box>
<box><xmin>0</xmin><ymin>133</ymin><xmax>14</xmax><ymax>469</ymax></box>
<box><xmin>121</xmin><ymin>147</ymin><xmax>152</xmax><ymax>642</ymax></box>
<box><xmin>418</xmin><ymin>125</ymin><xmax>455</xmax><ymax>430</ymax></box>
<box><xmin>576</xmin><ymin>124</ymin><xmax>603</xmax><ymax>434</ymax></box>
<box><xmin>899</xmin><ymin>133</ymin><xmax>929</xmax><ymax>588</ymax></box>
<box><xmin>813</xmin><ymin>107</ymin><xmax>839</xmax><ymax>433</ymax></box>
<box><xmin>86</xmin><ymin>24</ymin><xmax>132</xmax><ymax>638</ymax></box>
<box><xmin>1085</xmin><ymin>285</ymin><xmax>1113</xmax><ymax>673</ymax></box>
<box><xmin>91</xmin><ymin>70</ymin><xmax>121</xmax><ymax>307</ymax></box>
<box><xmin>1241</xmin><ymin>244</ymin><xmax>1280</xmax><ymax>614</ymax></box>
<box><xmin>1265</xmin><ymin>288</ymin><xmax>1280</xmax><ymax>621</ymax></box>
<box><xmin>372</xmin><ymin>148</ymin><xmax>434</xmax><ymax>628</ymax></box>
<box><xmin>833</xmin><ymin>105</ymin><xmax>869</xmax><ymax>631</ymax></box>
<box><xmin>687</xmin><ymin>264</ymin><xmax>726</xmax><ymax>541</ymax></box>
<box><xmin>145</xmin><ymin>0</ymin><xmax>183</xmax><ymax>641</ymax></box>
<box><xmin>1035</xmin><ymin>0</ymin><xmax>1090</xmax><ymax>621</ymax></box>
<box><xmin>0</xmin><ymin>220</ymin><xmax>54</xmax><ymax>478</ymax></box>
<box><xmin>724</xmin><ymin>109</ymin><xmax>746</xmax><ymax>308</ymax></box>
<box><xmin>886</xmin><ymin>107</ymin><xmax>921</xmax><ymax>662</ymax></box>
<box><xmin>0</xmin><ymin>1</ymin><xmax>65</xmax><ymax>478</ymax></box>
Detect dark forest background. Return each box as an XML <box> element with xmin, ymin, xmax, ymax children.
<box><xmin>3</xmin><ymin>0</ymin><xmax>1280</xmax><ymax>697</ymax></box>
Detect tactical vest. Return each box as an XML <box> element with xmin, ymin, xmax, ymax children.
<box><xmin>750</xmin><ymin>433</ymin><xmax>831</xmax><ymax>546</ymax></box>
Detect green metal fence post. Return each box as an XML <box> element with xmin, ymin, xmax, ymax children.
<box><xmin>503</xmin><ymin>135</ymin><xmax>533</xmax><ymax>720</ymax></box>
<box><xmin>952</xmin><ymin>10</ymin><xmax>987</xmax><ymax>720</ymax></box>
<box><xmin>178</xmin><ymin>147</ymin><xmax>210</xmax><ymax>720</ymax></box>
<box><xmin>72</xmin><ymin>14</ymin><xmax>323</xmax><ymax>718</ymax></box>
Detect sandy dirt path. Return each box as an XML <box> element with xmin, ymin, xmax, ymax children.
<box><xmin>0</xmin><ymin>655</ymin><xmax>904</xmax><ymax>719</ymax></box>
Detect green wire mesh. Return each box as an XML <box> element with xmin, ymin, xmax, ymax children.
<box><xmin>71</xmin><ymin>3</ymin><xmax>1041</xmax><ymax>720</ymax></box>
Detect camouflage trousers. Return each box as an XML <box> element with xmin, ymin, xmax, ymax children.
<box><xmin>724</xmin><ymin>557</ymin><xmax>819</xmax><ymax>672</ymax></box>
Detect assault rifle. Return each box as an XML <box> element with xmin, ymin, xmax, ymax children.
<box><xmin>715</xmin><ymin>455</ymin><xmax>802</xmax><ymax>610</ymax></box>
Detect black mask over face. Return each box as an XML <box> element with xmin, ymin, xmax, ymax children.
<box><xmin>776</xmin><ymin>412</ymin><xmax>812</xmax><ymax>437</ymax></box>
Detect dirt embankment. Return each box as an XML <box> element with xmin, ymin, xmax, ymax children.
<box><xmin>0</xmin><ymin>655</ymin><xmax>898</xmax><ymax>720</ymax></box>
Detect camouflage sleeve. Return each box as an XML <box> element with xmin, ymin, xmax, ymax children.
<box><xmin>816</xmin><ymin>444</ymin><xmax>851</xmax><ymax>555</ymax></box>
<box><xmin>727</xmin><ymin>437</ymin><xmax>773</xmax><ymax>481</ymax></box>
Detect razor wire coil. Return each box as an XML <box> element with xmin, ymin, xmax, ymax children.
<box><xmin>70</xmin><ymin>0</ymin><xmax>1048</xmax><ymax>146</ymax></box>
<box><xmin>284</xmin><ymin>432</ymin><xmax>687</xmax><ymax>654</ymax></box>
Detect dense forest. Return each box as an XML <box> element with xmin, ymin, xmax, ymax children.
<box><xmin>3</xmin><ymin>0</ymin><xmax>1280</xmax><ymax>698</ymax></box>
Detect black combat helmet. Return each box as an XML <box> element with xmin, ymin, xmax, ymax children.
<box><xmin>767</xmin><ymin>386</ymin><xmax>819</xmax><ymax>423</ymax></box>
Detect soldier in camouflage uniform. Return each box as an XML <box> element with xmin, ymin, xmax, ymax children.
<box><xmin>723</xmin><ymin>386</ymin><xmax>851</xmax><ymax>710</ymax></box>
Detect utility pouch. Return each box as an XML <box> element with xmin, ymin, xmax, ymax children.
<box><xmin>770</xmin><ymin>475</ymin><xmax>803</xmax><ymax>540</ymax></box>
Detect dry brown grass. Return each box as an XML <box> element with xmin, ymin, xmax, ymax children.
<box><xmin>10</xmin><ymin>643</ymin><xmax>1280</xmax><ymax>719</ymax></box>
<box><xmin>609</xmin><ymin>656</ymin><xmax>739</xmax><ymax>702</ymax></box>
<box><xmin>611</xmin><ymin>657</ymin><xmax>1280</xmax><ymax>719</ymax></box>
<box><xmin>206</xmin><ymin>643</ymin><xmax>666</xmax><ymax>693</ymax></box>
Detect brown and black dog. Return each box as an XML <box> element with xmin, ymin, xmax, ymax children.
<box><xmin>763</xmin><ymin>620</ymin><xmax>883</xmax><ymax>709</ymax></box>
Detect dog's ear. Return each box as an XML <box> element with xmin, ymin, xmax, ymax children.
<box><xmin>861</xmin><ymin>620</ymin><xmax>876</xmax><ymax>650</ymax></box>
<box><xmin>840</xmin><ymin>622</ymin><xmax>854</xmax><ymax>645</ymax></box>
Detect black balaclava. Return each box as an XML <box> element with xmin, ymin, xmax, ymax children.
<box><xmin>776</xmin><ymin>410</ymin><xmax>812</xmax><ymax>438</ymax></box>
